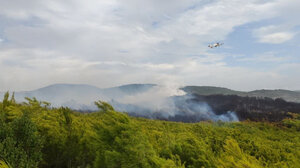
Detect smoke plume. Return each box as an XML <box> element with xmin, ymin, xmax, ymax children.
<box><xmin>110</xmin><ymin>85</ymin><xmax>239</xmax><ymax>122</ymax></box>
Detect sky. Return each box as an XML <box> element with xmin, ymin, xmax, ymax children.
<box><xmin>0</xmin><ymin>0</ymin><xmax>299</xmax><ymax>91</ymax></box>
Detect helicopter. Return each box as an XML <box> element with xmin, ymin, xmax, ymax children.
<box><xmin>208</xmin><ymin>42</ymin><xmax>224</xmax><ymax>48</ymax></box>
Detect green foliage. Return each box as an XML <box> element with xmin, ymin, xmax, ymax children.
<box><xmin>93</xmin><ymin>111</ymin><xmax>181</xmax><ymax>168</ymax></box>
<box><xmin>0</xmin><ymin>159</ymin><xmax>11</xmax><ymax>168</ymax></box>
<box><xmin>95</xmin><ymin>101</ymin><xmax>114</xmax><ymax>112</ymax></box>
<box><xmin>0</xmin><ymin>114</ymin><xmax>43</xmax><ymax>168</ymax></box>
<box><xmin>2</xmin><ymin>92</ymin><xmax>10</xmax><ymax>110</ymax></box>
<box><xmin>0</xmin><ymin>95</ymin><xmax>299</xmax><ymax>167</ymax></box>
<box><xmin>218</xmin><ymin>138</ymin><xmax>262</xmax><ymax>168</ymax></box>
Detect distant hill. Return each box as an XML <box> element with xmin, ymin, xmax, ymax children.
<box><xmin>189</xmin><ymin>94</ymin><xmax>300</xmax><ymax>122</ymax></box>
<box><xmin>182</xmin><ymin>86</ymin><xmax>300</xmax><ymax>103</ymax></box>
<box><xmin>1</xmin><ymin>84</ymin><xmax>300</xmax><ymax>112</ymax></box>
<box><xmin>182</xmin><ymin>86</ymin><xmax>244</xmax><ymax>96</ymax></box>
<box><xmin>247</xmin><ymin>89</ymin><xmax>300</xmax><ymax>103</ymax></box>
<box><xmin>0</xmin><ymin>83</ymin><xmax>156</xmax><ymax>110</ymax></box>
<box><xmin>101</xmin><ymin>84</ymin><xmax>156</xmax><ymax>99</ymax></box>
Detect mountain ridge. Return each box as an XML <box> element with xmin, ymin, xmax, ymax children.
<box><xmin>1</xmin><ymin>84</ymin><xmax>300</xmax><ymax>110</ymax></box>
<box><xmin>0</xmin><ymin>83</ymin><xmax>157</xmax><ymax>110</ymax></box>
<box><xmin>182</xmin><ymin>86</ymin><xmax>300</xmax><ymax>103</ymax></box>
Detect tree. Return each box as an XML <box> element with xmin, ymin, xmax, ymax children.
<box><xmin>218</xmin><ymin>138</ymin><xmax>262</xmax><ymax>168</ymax></box>
<box><xmin>95</xmin><ymin>101</ymin><xmax>114</xmax><ymax>112</ymax></box>
<box><xmin>0</xmin><ymin>114</ymin><xmax>43</xmax><ymax>168</ymax></box>
<box><xmin>93</xmin><ymin>111</ymin><xmax>181</xmax><ymax>168</ymax></box>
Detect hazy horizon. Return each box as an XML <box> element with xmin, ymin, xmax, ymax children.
<box><xmin>0</xmin><ymin>0</ymin><xmax>299</xmax><ymax>91</ymax></box>
<box><xmin>1</xmin><ymin>82</ymin><xmax>300</xmax><ymax>93</ymax></box>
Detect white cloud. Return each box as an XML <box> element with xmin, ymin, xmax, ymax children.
<box><xmin>0</xmin><ymin>47</ymin><xmax>299</xmax><ymax>91</ymax></box>
<box><xmin>0</xmin><ymin>0</ymin><xmax>299</xmax><ymax>91</ymax></box>
<box><xmin>260</xmin><ymin>32</ymin><xmax>294</xmax><ymax>44</ymax></box>
<box><xmin>252</xmin><ymin>0</ymin><xmax>300</xmax><ymax>44</ymax></box>
<box><xmin>254</xmin><ymin>26</ymin><xmax>294</xmax><ymax>44</ymax></box>
<box><xmin>0</xmin><ymin>0</ymin><xmax>279</xmax><ymax>61</ymax></box>
<box><xmin>238</xmin><ymin>52</ymin><xmax>290</xmax><ymax>62</ymax></box>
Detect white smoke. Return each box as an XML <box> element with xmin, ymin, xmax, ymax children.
<box><xmin>110</xmin><ymin>85</ymin><xmax>239</xmax><ymax>122</ymax></box>
<box><xmin>114</xmin><ymin>85</ymin><xmax>184</xmax><ymax>116</ymax></box>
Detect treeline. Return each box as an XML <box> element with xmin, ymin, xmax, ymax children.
<box><xmin>191</xmin><ymin>94</ymin><xmax>300</xmax><ymax>121</ymax></box>
<box><xmin>0</xmin><ymin>92</ymin><xmax>299</xmax><ymax>167</ymax></box>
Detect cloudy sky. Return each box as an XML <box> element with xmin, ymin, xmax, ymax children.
<box><xmin>0</xmin><ymin>0</ymin><xmax>299</xmax><ymax>91</ymax></box>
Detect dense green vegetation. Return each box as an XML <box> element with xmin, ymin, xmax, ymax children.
<box><xmin>0</xmin><ymin>92</ymin><xmax>299</xmax><ymax>168</ymax></box>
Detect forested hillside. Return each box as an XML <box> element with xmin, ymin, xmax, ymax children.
<box><xmin>182</xmin><ymin>86</ymin><xmax>300</xmax><ymax>103</ymax></box>
<box><xmin>0</xmin><ymin>92</ymin><xmax>299</xmax><ymax>168</ymax></box>
<box><xmin>189</xmin><ymin>94</ymin><xmax>300</xmax><ymax>122</ymax></box>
